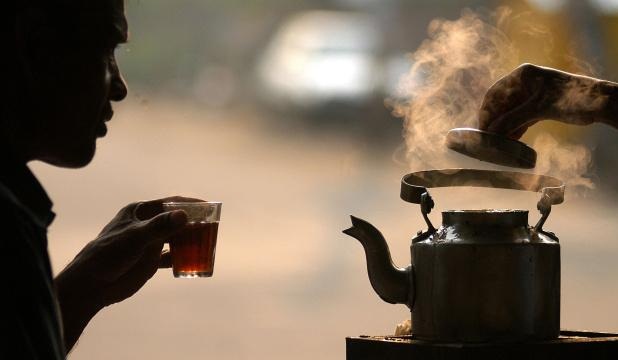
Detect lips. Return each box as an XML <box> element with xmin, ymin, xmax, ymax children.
<box><xmin>97</xmin><ymin>104</ymin><xmax>113</xmax><ymax>137</ymax></box>
<box><xmin>102</xmin><ymin>105</ymin><xmax>114</xmax><ymax>122</ymax></box>
<box><xmin>96</xmin><ymin>122</ymin><xmax>108</xmax><ymax>137</ymax></box>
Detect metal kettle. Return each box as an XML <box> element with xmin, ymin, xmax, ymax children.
<box><xmin>344</xmin><ymin>169</ymin><xmax>565</xmax><ymax>342</ymax></box>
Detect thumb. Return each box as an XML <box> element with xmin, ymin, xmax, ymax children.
<box><xmin>486</xmin><ymin>99</ymin><xmax>540</xmax><ymax>137</ymax></box>
<box><xmin>487</xmin><ymin>84</ymin><xmax>547</xmax><ymax>136</ymax></box>
<box><xmin>159</xmin><ymin>250</ymin><xmax>172</xmax><ymax>269</ymax></box>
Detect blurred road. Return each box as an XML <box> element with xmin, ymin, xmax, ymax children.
<box><xmin>33</xmin><ymin>96</ymin><xmax>618</xmax><ymax>360</ymax></box>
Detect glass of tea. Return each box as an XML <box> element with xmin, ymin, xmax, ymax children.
<box><xmin>162</xmin><ymin>201</ymin><xmax>222</xmax><ymax>278</ymax></box>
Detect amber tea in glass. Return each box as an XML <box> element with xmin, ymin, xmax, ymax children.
<box><xmin>163</xmin><ymin>201</ymin><xmax>222</xmax><ymax>278</ymax></box>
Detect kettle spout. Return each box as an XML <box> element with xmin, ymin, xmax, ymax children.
<box><xmin>343</xmin><ymin>216</ymin><xmax>411</xmax><ymax>305</ymax></box>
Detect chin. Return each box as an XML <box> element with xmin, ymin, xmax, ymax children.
<box><xmin>40</xmin><ymin>142</ymin><xmax>97</xmax><ymax>169</ymax></box>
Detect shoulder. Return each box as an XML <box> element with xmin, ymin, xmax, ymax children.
<box><xmin>0</xmin><ymin>181</ymin><xmax>63</xmax><ymax>358</ymax></box>
<box><xmin>0</xmin><ymin>179</ymin><xmax>47</xmax><ymax>227</ymax></box>
<box><xmin>0</xmin><ymin>182</ymin><xmax>47</xmax><ymax>260</ymax></box>
<box><xmin>0</xmin><ymin>184</ymin><xmax>30</xmax><ymax>236</ymax></box>
<box><xmin>0</xmin><ymin>187</ymin><xmax>27</xmax><ymax>241</ymax></box>
<box><xmin>0</xmin><ymin>181</ymin><xmax>25</xmax><ymax>221</ymax></box>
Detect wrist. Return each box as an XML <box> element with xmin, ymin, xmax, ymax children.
<box><xmin>549</xmin><ymin>70</ymin><xmax>618</xmax><ymax>126</ymax></box>
<box><xmin>55</xmin><ymin>271</ymin><xmax>103</xmax><ymax>312</ymax></box>
<box><xmin>54</xmin><ymin>267</ymin><xmax>104</xmax><ymax>351</ymax></box>
<box><xmin>598</xmin><ymin>80</ymin><xmax>618</xmax><ymax>128</ymax></box>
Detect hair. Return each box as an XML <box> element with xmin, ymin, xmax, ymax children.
<box><xmin>2</xmin><ymin>1</ymin><xmax>121</xmax><ymax>40</ymax></box>
<box><xmin>2</xmin><ymin>3</ymin><xmax>67</xmax><ymax>51</ymax></box>
<box><xmin>0</xmin><ymin>0</ymin><xmax>121</xmax><ymax>129</ymax></box>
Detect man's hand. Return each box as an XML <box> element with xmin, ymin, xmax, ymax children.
<box><xmin>478</xmin><ymin>63</ymin><xmax>616</xmax><ymax>139</ymax></box>
<box><xmin>54</xmin><ymin>196</ymin><xmax>203</xmax><ymax>351</ymax></box>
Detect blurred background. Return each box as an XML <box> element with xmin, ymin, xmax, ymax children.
<box><xmin>32</xmin><ymin>0</ymin><xmax>618</xmax><ymax>359</ymax></box>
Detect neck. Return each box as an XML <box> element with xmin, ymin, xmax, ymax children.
<box><xmin>0</xmin><ymin>124</ymin><xmax>31</xmax><ymax>167</ymax></box>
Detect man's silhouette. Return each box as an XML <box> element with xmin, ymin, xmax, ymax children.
<box><xmin>1</xmin><ymin>1</ymin><xmax>198</xmax><ymax>357</ymax></box>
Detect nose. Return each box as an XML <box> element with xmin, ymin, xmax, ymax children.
<box><xmin>109</xmin><ymin>58</ymin><xmax>128</xmax><ymax>102</ymax></box>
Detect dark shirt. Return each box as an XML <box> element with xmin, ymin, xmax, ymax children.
<box><xmin>0</xmin><ymin>161</ymin><xmax>65</xmax><ymax>359</ymax></box>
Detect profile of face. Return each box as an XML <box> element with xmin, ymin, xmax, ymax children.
<box><xmin>12</xmin><ymin>0</ymin><xmax>128</xmax><ymax>168</ymax></box>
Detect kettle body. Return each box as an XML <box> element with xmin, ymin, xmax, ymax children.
<box><xmin>411</xmin><ymin>210</ymin><xmax>559</xmax><ymax>342</ymax></box>
<box><xmin>344</xmin><ymin>169</ymin><xmax>565</xmax><ymax>342</ymax></box>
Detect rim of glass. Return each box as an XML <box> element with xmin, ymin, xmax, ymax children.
<box><xmin>162</xmin><ymin>201</ymin><xmax>222</xmax><ymax>207</ymax></box>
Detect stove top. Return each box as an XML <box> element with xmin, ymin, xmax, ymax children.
<box><xmin>346</xmin><ymin>331</ymin><xmax>618</xmax><ymax>360</ymax></box>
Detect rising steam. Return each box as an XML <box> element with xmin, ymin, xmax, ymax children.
<box><xmin>391</xmin><ymin>8</ymin><xmax>595</xmax><ymax>190</ymax></box>
<box><xmin>533</xmin><ymin>133</ymin><xmax>594</xmax><ymax>189</ymax></box>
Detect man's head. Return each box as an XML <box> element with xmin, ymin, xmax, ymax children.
<box><xmin>3</xmin><ymin>0</ymin><xmax>128</xmax><ymax>168</ymax></box>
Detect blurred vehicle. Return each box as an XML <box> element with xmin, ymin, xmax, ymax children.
<box><xmin>255</xmin><ymin>10</ymin><xmax>410</xmax><ymax>111</ymax></box>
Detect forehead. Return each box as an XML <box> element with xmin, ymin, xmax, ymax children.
<box><xmin>55</xmin><ymin>0</ymin><xmax>128</xmax><ymax>43</ymax></box>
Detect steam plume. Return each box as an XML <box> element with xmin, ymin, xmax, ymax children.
<box><xmin>533</xmin><ymin>133</ymin><xmax>594</xmax><ymax>190</ymax></box>
<box><xmin>391</xmin><ymin>9</ymin><xmax>518</xmax><ymax>170</ymax></box>
<box><xmin>391</xmin><ymin>8</ymin><xmax>595</xmax><ymax>190</ymax></box>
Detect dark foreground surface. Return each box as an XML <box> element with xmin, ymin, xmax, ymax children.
<box><xmin>347</xmin><ymin>331</ymin><xmax>618</xmax><ymax>360</ymax></box>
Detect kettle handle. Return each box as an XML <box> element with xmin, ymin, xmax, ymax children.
<box><xmin>400</xmin><ymin>169</ymin><xmax>564</xmax><ymax>233</ymax></box>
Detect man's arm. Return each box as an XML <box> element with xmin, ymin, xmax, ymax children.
<box><xmin>53</xmin><ymin>197</ymin><xmax>196</xmax><ymax>352</ymax></box>
<box><xmin>599</xmin><ymin>80</ymin><xmax>618</xmax><ymax>129</ymax></box>
<box><xmin>478</xmin><ymin>63</ymin><xmax>618</xmax><ymax>138</ymax></box>
<box><xmin>54</xmin><ymin>270</ymin><xmax>103</xmax><ymax>352</ymax></box>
